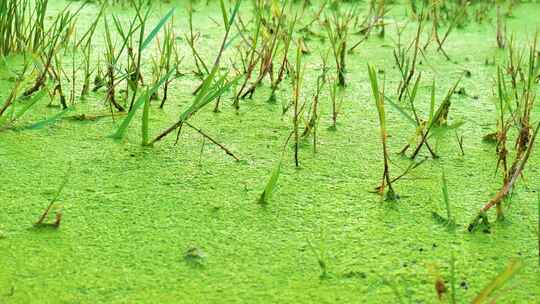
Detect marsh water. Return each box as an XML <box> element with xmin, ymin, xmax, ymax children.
<box><xmin>1</xmin><ymin>1</ymin><xmax>540</xmax><ymax>303</ymax></box>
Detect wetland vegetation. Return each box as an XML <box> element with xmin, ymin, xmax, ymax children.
<box><xmin>1</xmin><ymin>0</ymin><xmax>540</xmax><ymax>302</ymax></box>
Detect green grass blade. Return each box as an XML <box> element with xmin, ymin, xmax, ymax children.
<box><xmin>384</xmin><ymin>95</ymin><xmax>416</xmax><ymax>127</ymax></box>
<box><xmin>219</xmin><ymin>0</ymin><xmax>229</xmax><ymax>31</ymax></box>
<box><xmin>258</xmin><ymin>159</ymin><xmax>282</xmax><ymax>204</ymax></box>
<box><xmin>441</xmin><ymin>170</ymin><xmax>451</xmax><ymax>221</ymax></box>
<box><xmin>14</xmin><ymin>89</ymin><xmax>47</xmax><ymax>121</ymax></box>
<box><xmin>141</xmin><ymin>89</ymin><xmax>150</xmax><ymax>146</ymax></box>
<box><xmin>472</xmin><ymin>259</ymin><xmax>522</xmax><ymax>304</ymax></box>
<box><xmin>25</xmin><ymin>108</ymin><xmax>71</xmax><ymax>130</ymax></box>
<box><xmin>141</xmin><ymin>8</ymin><xmax>175</xmax><ymax>51</ymax></box>
<box><xmin>178</xmin><ymin>73</ymin><xmax>242</xmax><ymax>123</ymax></box>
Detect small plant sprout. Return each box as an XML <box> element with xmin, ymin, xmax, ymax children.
<box><xmin>431</xmin><ymin>169</ymin><xmax>456</xmax><ymax>228</ymax></box>
<box><xmin>368</xmin><ymin>65</ymin><xmax>397</xmax><ymax>201</ymax></box>
<box><xmin>258</xmin><ymin>158</ymin><xmax>283</xmax><ymax>205</ymax></box>
<box><xmin>328</xmin><ymin>76</ymin><xmax>344</xmax><ymax>130</ymax></box>
<box><xmin>258</xmin><ymin>132</ymin><xmax>293</xmax><ymax>205</ymax></box>
<box><xmin>307</xmin><ymin>237</ymin><xmax>329</xmax><ymax>279</ymax></box>
<box><xmin>34</xmin><ymin>165</ymin><xmax>71</xmax><ymax>229</ymax></box>
<box><xmin>184</xmin><ymin>246</ymin><xmax>206</xmax><ymax>267</ymax></box>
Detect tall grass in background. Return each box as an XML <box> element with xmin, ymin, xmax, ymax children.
<box><xmin>0</xmin><ymin>0</ymin><xmax>48</xmax><ymax>57</ymax></box>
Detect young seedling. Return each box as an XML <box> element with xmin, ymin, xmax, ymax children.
<box><xmin>307</xmin><ymin>237</ymin><xmax>329</xmax><ymax>279</ymax></box>
<box><xmin>368</xmin><ymin>65</ymin><xmax>397</xmax><ymax>201</ymax></box>
<box><xmin>431</xmin><ymin>170</ymin><xmax>456</xmax><ymax>228</ymax></box>
<box><xmin>328</xmin><ymin>77</ymin><xmax>344</xmax><ymax>130</ymax></box>
<box><xmin>258</xmin><ymin>132</ymin><xmax>293</xmax><ymax>205</ymax></box>
<box><xmin>184</xmin><ymin>247</ymin><xmax>206</xmax><ymax>267</ymax></box>
<box><xmin>34</xmin><ymin>165</ymin><xmax>71</xmax><ymax>229</ymax></box>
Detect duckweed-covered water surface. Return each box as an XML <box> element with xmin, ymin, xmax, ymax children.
<box><xmin>1</xmin><ymin>0</ymin><xmax>540</xmax><ymax>303</ymax></box>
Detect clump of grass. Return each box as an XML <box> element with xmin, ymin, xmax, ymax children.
<box><xmin>403</xmin><ymin>76</ymin><xmax>464</xmax><ymax>160</ymax></box>
<box><xmin>149</xmin><ymin>0</ymin><xmax>242</xmax><ymax>145</ymax></box>
<box><xmin>156</xmin><ymin>20</ymin><xmax>180</xmax><ymax>108</ymax></box>
<box><xmin>301</xmin><ymin>53</ymin><xmax>328</xmax><ymax>152</ymax></box>
<box><xmin>393</xmin><ymin>19</ymin><xmax>423</xmax><ymax>102</ymax></box>
<box><xmin>185</xmin><ymin>3</ymin><xmax>208</xmax><ymax>79</ymax></box>
<box><xmin>111</xmin><ymin>67</ymin><xmax>176</xmax><ymax>142</ymax></box>
<box><xmin>0</xmin><ymin>62</ymin><xmax>30</xmax><ymax>121</ymax></box>
<box><xmin>235</xmin><ymin>1</ymin><xmax>292</xmax><ymax>106</ymax></box>
<box><xmin>422</xmin><ymin>1</ymin><xmax>465</xmax><ymax>60</ymax></box>
<box><xmin>323</xmin><ymin>5</ymin><xmax>354</xmax><ymax>87</ymax></box>
<box><xmin>390</xmin><ymin>74</ymin><xmax>440</xmax><ymax>159</ymax></box>
<box><xmin>231</xmin><ymin>3</ymin><xmax>266</xmax><ymax>108</ymax></box>
<box><xmin>0</xmin><ymin>87</ymin><xmax>47</xmax><ymax>132</ymax></box>
<box><xmin>269</xmin><ymin>8</ymin><xmax>298</xmax><ymax>105</ymax></box>
<box><xmin>469</xmin><ymin>36</ymin><xmax>539</xmax><ymax>231</ymax></box>
<box><xmin>23</xmin><ymin>4</ymin><xmax>82</xmax><ymax>98</ymax></box>
<box><xmin>76</xmin><ymin>4</ymin><xmax>104</xmax><ymax>99</ymax></box>
<box><xmin>355</xmin><ymin>0</ymin><xmax>388</xmax><ymax>41</ymax></box>
<box><xmin>0</xmin><ymin>0</ymin><xmax>49</xmax><ymax>57</ymax></box>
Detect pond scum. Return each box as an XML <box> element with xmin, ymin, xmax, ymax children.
<box><xmin>0</xmin><ymin>0</ymin><xmax>539</xmax><ymax>303</ymax></box>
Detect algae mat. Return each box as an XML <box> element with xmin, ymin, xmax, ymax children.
<box><xmin>1</xmin><ymin>1</ymin><xmax>540</xmax><ymax>303</ymax></box>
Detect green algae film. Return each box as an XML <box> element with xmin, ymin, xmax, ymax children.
<box><xmin>1</xmin><ymin>1</ymin><xmax>540</xmax><ymax>303</ymax></box>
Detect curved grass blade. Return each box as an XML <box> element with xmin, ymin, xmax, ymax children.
<box><xmin>141</xmin><ymin>8</ymin><xmax>175</xmax><ymax>51</ymax></box>
<box><xmin>471</xmin><ymin>259</ymin><xmax>522</xmax><ymax>304</ymax></box>
<box><xmin>25</xmin><ymin>108</ymin><xmax>72</xmax><ymax>130</ymax></box>
<box><xmin>14</xmin><ymin>89</ymin><xmax>47</xmax><ymax>121</ymax></box>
